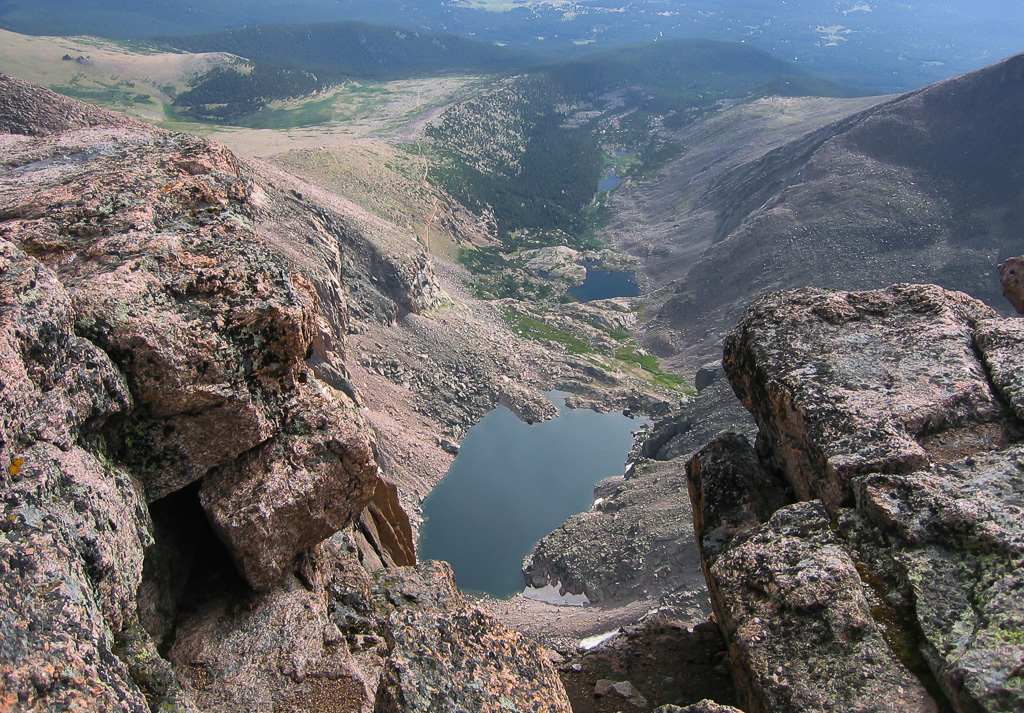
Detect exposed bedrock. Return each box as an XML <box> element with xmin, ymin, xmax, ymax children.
<box><xmin>168</xmin><ymin>542</ymin><xmax>572</xmax><ymax>713</ymax></box>
<box><xmin>689</xmin><ymin>283</ymin><xmax>1024</xmax><ymax>713</ymax></box>
<box><xmin>724</xmin><ymin>284</ymin><xmax>1018</xmax><ymax>511</ymax></box>
<box><xmin>655</xmin><ymin>703</ymin><xmax>745</xmax><ymax>713</ymax></box>
<box><xmin>0</xmin><ymin>239</ymin><xmax>155</xmax><ymax>711</ymax></box>
<box><xmin>689</xmin><ymin>437</ymin><xmax>936</xmax><ymax>713</ymax></box>
<box><xmin>0</xmin><ymin>75</ymin><xmax>569</xmax><ymax>711</ymax></box>
<box><xmin>373</xmin><ymin>562</ymin><xmax>571</xmax><ymax>713</ymax></box>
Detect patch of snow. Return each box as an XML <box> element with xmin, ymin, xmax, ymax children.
<box><xmin>578</xmin><ymin>629</ymin><xmax>620</xmax><ymax>651</ymax></box>
<box><xmin>522</xmin><ymin>582</ymin><xmax>590</xmax><ymax>606</ymax></box>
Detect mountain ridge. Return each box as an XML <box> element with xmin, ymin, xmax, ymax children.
<box><xmin>643</xmin><ymin>52</ymin><xmax>1024</xmax><ymax>363</ymax></box>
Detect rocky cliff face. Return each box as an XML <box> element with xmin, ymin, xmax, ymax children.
<box><xmin>687</xmin><ymin>280</ymin><xmax>1024</xmax><ymax>713</ymax></box>
<box><xmin>0</xmin><ymin>74</ymin><xmax>571</xmax><ymax>712</ymax></box>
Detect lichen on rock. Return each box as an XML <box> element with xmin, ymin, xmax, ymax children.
<box><xmin>691</xmin><ymin>282</ymin><xmax>1024</xmax><ymax>713</ymax></box>
<box><xmin>372</xmin><ymin>561</ymin><xmax>572</xmax><ymax>713</ymax></box>
<box><xmin>724</xmin><ymin>284</ymin><xmax>1016</xmax><ymax>511</ymax></box>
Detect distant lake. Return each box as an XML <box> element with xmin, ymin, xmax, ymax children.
<box><xmin>599</xmin><ymin>167</ymin><xmax>622</xmax><ymax>191</ymax></box>
<box><xmin>568</xmin><ymin>263</ymin><xmax>640</xmax><ymax>302</ymax></box>
<box><xmin>418</xmin><ymin>393</ymin><xmax>646</xmax><ymax>598</ymax></box>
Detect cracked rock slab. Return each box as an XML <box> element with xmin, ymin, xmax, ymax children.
<box><xmin>200</xmin><ymin>384</ymin><xmax>381</xmax><ymax>591</ymax></box>
<box><xmin>975</xmin><ymin>317</ymin><xmax>1024</xmax><ymax>423</ymax></box>
<box><xmin>724</xmin><ymin>284</ymin><xmax>1012</xmax><ymax>511</ymax></box>
<box><xmin>688</xmin><ymin>436</ymin><xmax>935</xmax><ymax>713</ymax></box>
<box><xmin>855</xmin><ymin>444</ymin><xmax>1024</xmax><ymax>713</ymax></box>
<box><xmin>704</xmin><ymin>500</ymin><xmax>937</xmax><ymax>713</ymax></box>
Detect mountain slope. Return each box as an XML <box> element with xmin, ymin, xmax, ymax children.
<box><xmin>0</xmin><ymin>28</ymin><xmax>248</xmax><ymax>122</ymax></box>
<box><xmin>651</xmin><ymin>52</ymin><xmax>1024</xmax><ymax>361</ymax></box>
<box><xmin>426</xmin><ymin>39</ymin><xmax>872</xmax><ymax>242</ymax></box>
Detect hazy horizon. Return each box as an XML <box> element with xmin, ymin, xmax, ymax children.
<box><xmin>1</xmin><ymin>0</ymin><xmax>1022</xmax><ymax>91</ymax></box>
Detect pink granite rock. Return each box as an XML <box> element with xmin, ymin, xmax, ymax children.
<box><xmin>724</xmin><ymin>284</ymin><xmax>1014</xmax><ymax>511</ymax></box>
<box><xmin>999</xmin><ymin>256</ymin><xmax>1024</xmax><ymax>314</ymax></box>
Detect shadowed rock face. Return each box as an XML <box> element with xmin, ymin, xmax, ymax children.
<box><xmin>0</xmin><ymin>75</ymin><xmax>571</xmax><ymax>712</ymax></box>
<box><xmin>689</xmin><ymin>283</ymin><xmax>1024</xmax><ymax>713</ymax></box>
<box><xmin>168</xmin><ymin>544</ymin><xmax>573</xmax><ymax>713</ymax></box>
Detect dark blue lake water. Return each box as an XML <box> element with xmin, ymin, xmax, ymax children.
<box><xmin>599</xmin><ymin>168</ymin><xmax>622</xmax><ymax>191</ymax></box>
<box><xmin>568</xmin><ymin>265</ymin><xmax>640</xmax><ymax>302</ymax></box>
<box><xmin>418</xmin><ymin>393</ymin><xmax>645</xmax><ymax>598</ymax></box>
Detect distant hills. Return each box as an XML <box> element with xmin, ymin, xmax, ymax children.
<box><xmin>2</xmin><ymin>0</ymin><xmax>1021</xmax><ymax>93</ymax></box>
<box><xmin>155</xmin><ymin>21</ymin><xmax>535</xmax><ymax>81</ymax></box>
<box><xmin>541</xmin><ymin>39</ymin><xmax>870</xmax><ymax>102</ymax></box>
<box><xmin>0</xmin><ymin>18</ymin><xmax>883</xmax><ymax>249</ymax></box>
<box><xmin>155</xmin><ymin>21</ymin><xmax>535</xmax><ymax>123</ymax></box>
<box><xmin>427</xmin><ymin>39</ymin><xmax>873</xmax><ymax>241</ymax></box>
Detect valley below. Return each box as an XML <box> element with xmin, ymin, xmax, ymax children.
<box><xmin>1</xmin><ymin>20</ymin><xmax>1024</xmax><ymax>713</ymax></box>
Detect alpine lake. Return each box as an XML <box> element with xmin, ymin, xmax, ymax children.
<box><xmin>418</xmin><ymin>393</ymin><xmax>648</xmax><ymax>598</ymax></box>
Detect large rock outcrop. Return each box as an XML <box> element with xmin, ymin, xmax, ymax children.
<box><xmin>167</xmin><ymin>539</ymin><xmax>572</xmax><ymax>713</ymax></box>
<box><xmin>0</xmin><ymin>75</ymin><xmax>571</xmax><ymax>711</ymax></box>
<box><xmin>373</xmin><ymin>563</ymin><xmax>571</xmax><ymax>713</ymax></box>
<box><xmin>724</xmin><ymin>284</ymin><xmax>1018</xmax><ymax>511</ymax></box>
<box><xmin>689</xmin><ymin>438</ymin><xmax>936</xmax><ymax>713</ymax></box>
<box><xmin>0</xmin><ymin>238</ymin><xmax>155</xmax><ymax>711</ymax></box>
<box><xmin>688</xmin><ymin>283</ymin><xmax>1024</xmax><ymax>713</ymax></box>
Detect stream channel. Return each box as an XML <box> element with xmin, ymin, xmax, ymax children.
<box><xmin>418</xmin><ymin>392</ymin><xmax>648</xmax><ymax>598</ymax></box>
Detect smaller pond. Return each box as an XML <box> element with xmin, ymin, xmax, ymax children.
<box><xmin>598</xmin><ymin>168</ymin><xmax>622</xmax><ymax>192</ymax></box>
<box><xmin>418</xmin><ymin>393</ymin><xmax>646</xmax><ymax>598</ymax></box>
<box><xmin>568</xmin><ymin>262</ymin><xmax>640</xmax><ymax>302</ymax></box>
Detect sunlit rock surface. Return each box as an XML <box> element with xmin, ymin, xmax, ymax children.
<box><xmin>0</xmin><ymin>74</ymin><xmax>571</xmax><ymax>712</ymax></box>
<box><xmin>689</xmin><ymin>283</ymin><xmax>1024</xmax><ymax>713</ymax></box>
